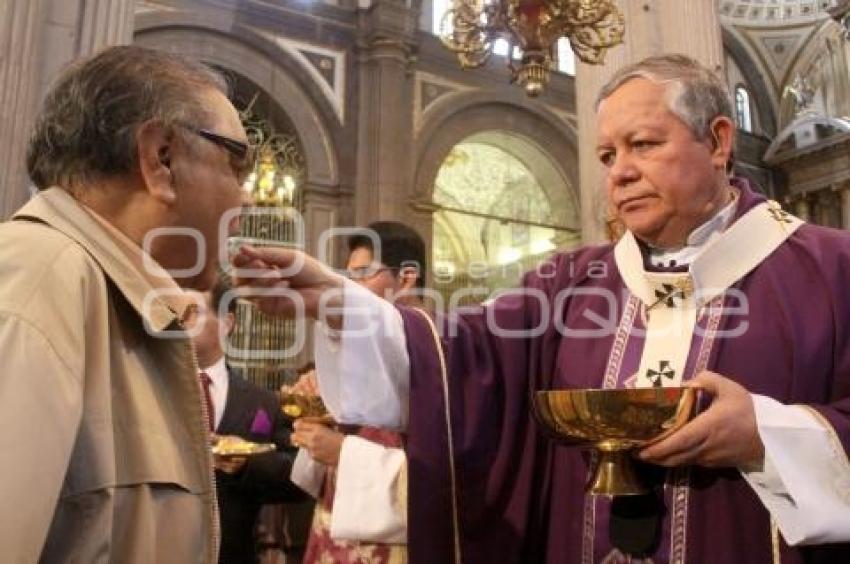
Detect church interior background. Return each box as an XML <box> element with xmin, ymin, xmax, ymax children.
<box><xmin>4</xmin><ymin>0</ymin><xmax>850</xmax><ymax>388</ymax></box>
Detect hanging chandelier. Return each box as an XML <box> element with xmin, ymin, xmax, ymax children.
<box><xmin>239</xmin><ymin>94</ymin><xmax>305</xmax><ymax>209</ymax></box>
<box><xmin>440</xmin><ymin>0</ymin><xmax>625</xmax><ymax>96</ymax></box>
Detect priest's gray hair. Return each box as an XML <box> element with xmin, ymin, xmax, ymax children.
<box><xmin>26</xmin><ymin>45</ymin><xmax>229</xmax><ymax>190</ymax></box>
<box><xmin>595</xmin><ymin>54</ymin><xmax>734</xmax><ymax>141</ymax></box>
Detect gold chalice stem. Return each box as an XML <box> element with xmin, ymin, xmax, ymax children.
<box><xmin>587</xmin><ymin>440</ymin><xmax>648</xmax><ymax>496</ymax></box>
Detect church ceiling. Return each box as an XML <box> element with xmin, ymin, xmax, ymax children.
<box><xmin>719</xmin><ymin>0</ymin><xmax>840</xmax><ymax>25</ymax></box>
<box><xmin>720</xmin><ymin>1</ymin><xmax>841</xmax><ymax>95</ymax></box>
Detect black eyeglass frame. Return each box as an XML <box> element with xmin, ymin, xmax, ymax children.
<box><xmin>178</xmin><ymin>124</ymin><xmax>256</xmax><ymax>180</ymax></box>
<box><xmin>346</xmin><ymin>265</ymin><xmax>400</xmax><ymax>282</ymax></box>
<box><xmin>195</xmin><ymin>128</ymin><xmax>249</xmax><ymax>159</ymax></box>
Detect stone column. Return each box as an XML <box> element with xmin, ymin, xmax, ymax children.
<box><xmin>406</xmin><ymin>205</ymin><xmax>436</xmax><ymax>289</ymax></box>
<box><xmin>0</xmin><ymin>0</ymin><xmax>135</xmax><ymax>219</ymax></box>
<box><xmin>299</xmin><ymin>185</ymin><xmax>346</xmax><ymax>368</ymax></box>
<box><xmin>576</xmin><ymin>0</ymin><xmax>724</xmax><ymax>244</ymax></box>
<box><xmin>0</xmin><ymin>0</ymin><xmax>46</xmax><ymax>219</ymax></box>
<box><xmin>303</xmin><ymin>186</ymin><xmax>344</xmax><ymax>264</ymax></box>
<box><xmin>815</xmin><ymin>190</ymin><xmax>832</xmax><ymax>227</ymax></box>
<box><xmin>794</xmin><ymin>194</ymin><xmax>811</xmax><ymax>222</ymax></box>
<box><xmin>840</xmin><ymin>183</ymin><xmax>850</xmax><ymax>230</ymax></box>
<box><xmin>354</xmin><ymin>0</ymin><xmax>419</xmax><ymax>225</ymax></box>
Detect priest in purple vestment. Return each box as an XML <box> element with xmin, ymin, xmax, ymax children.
<box><xmin>232</xmin><ymin>54</ymin><xmax>850</xmax><ymax>563</ymax></box>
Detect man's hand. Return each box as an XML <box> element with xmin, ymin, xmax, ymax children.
<box><xmin>291</xmin><ymin>420</ymin><xmax>344</xmax><ymax>466</ymax></box>
<box><xmin>638</xmin><ymin>371</ymin><xmax>765</xmax><ymax>468</ymax></box>
<box><xmin>214</xmin><ymin>455</ymin><xmax>247</xmax><ymax>474</ymax></box>
<box><xmin>231</xmin><ymin>245</ymin><xmax>345</xmax><ymax>325</ymax></box>
<box><xmin>281</xmin><ymin>370</ymin><xmax>319</xmax><ymax>397</ymax></box>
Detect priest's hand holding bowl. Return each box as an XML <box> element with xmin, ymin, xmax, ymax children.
<box><xmin>291</xmin><ymin>420</ymin><xmax>344</xmax><ymax>467</ymax></box>
<box><xmin>637</xmin><ymin>371</ymin><xmax>765</xmax><ymax>469</ymax></box>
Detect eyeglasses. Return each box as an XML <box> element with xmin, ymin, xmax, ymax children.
<box><xmin>346</xmin><ymin>265</ymin><xmax>398</xmax><ymax>281</ymax></box>
<box><xmin>180</xmin><ymin>125</ymin><xmax>257</xmax><ymax>181</ymax></box>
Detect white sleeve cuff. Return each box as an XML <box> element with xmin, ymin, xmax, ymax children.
<box><xmin>290</xmin><ymin>448</ymin><xmax>326</xmax><ymax>498</ymax></box>
<box><xmin>329</xmin><ymin>436</ymin><xmax>407</xmax><ymax>544</ymax></box>
<box><xmin>314</xmin><ymin>279</ymin><xmax>410</xmax><ymax>429</ymax></box>
<box><xmin>741</xmin><ymin>394</ymin><xmax>850</xmax><ymax>545</ymax></box>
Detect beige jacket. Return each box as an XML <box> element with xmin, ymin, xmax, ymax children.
<box><xmin>0</xmin><ymin>188</ymin><xmax>217</xmax><ymax>563</ymax></box>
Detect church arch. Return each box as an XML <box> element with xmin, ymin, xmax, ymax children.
<box><xmin>134</xmin><ymin>14</ymin><xmax>340</xmax><ymax>190</ymax></box>
<box><xmin>413</xmin><ymin>95</ymin><xmax>580</xmax><ymax>301</ymax></box>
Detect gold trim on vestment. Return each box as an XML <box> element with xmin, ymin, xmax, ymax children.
<box><xmin>772</xmin><ymin>518</ymin><xmax>782</xmax><ymax>564</ymax></box>
<box><xmin>412</xmin><ymin>308</ymin><xmax>463</xmax><ymax>564</ymax></box>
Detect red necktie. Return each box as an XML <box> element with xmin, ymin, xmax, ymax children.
<box><xmin>199</xmin><ymin>372</ymin><xmax>215</xmax><ymax>432</ymax></box>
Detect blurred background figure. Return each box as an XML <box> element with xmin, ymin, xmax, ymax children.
<box><xmin>185</xmin><ymin>276</ymin><xmax>307</xmax><ymax>564</ymax></box>
<box><xmin>288</xmin><ymin>221</ymin><xmax>426</xmax><ymax>563</ymax></box>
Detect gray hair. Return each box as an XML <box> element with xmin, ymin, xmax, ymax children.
<box><xmin>26</xmin><ymin>45</ymin><xmax>229</xmax><ymax>190</ymax></box>
<box><xmin>596</xmin><ymin>54</ymin><xmax>734</xmax><ymax>141</ymax></box>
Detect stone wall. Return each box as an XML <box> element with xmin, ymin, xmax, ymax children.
<box><xmin>0</xmin><ymin>0</ymin><xmax>134</xmax><ymax>219</ymax></box>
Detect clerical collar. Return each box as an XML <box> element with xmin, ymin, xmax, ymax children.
<box><xmin>647</xmin><ymin>189</ymin><xmax>739</xmax><ymax>269</ymax></box>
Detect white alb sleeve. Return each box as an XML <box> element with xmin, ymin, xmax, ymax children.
<box><xmin>741</xmin><ymin>394</ymin><xmax>850</xmax><ymax>545</ymax></box>
<box><xmin>289</xmin><ymin>448</ymin><xmax>326</xmax><ymax>498</ymax></box>
<box><xmin>314</xmin><ymin>279</ymin><xmax>410</xmax><ymax>429</ymax></box>
<box><xmin>329</xmin><ymin>436</ymin><xmax>407</xmax><ymax>543</ymax></box>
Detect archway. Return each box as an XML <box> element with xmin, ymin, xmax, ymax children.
<box><xmin>411</xmin><ymin>94</ymin><xmax>579</xmax><ymax>303</ymax></box>
<box><xmin>431</xmin><ymin>132</ymin><xmax>580</xmax><ymax>304</ymax></box>
<box><xmin>134</xmin><ymin>20</ymin><xmax>339</xmax><ymax>190</ymax></box>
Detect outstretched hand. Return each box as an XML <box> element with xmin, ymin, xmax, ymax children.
<box><xmin>231</xmin><ymin>245</ymin><xmax>345</xmax><ymax>325</ymax></box>
<box><xmin>638</xmin><ymin>371</ymin><xmax>765</xmax><ymax>469</ymax></box>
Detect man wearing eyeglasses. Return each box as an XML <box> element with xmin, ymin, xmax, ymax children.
<box><xmin>289</xmin><ymin>221</ymin><xmax>426</xmax><ymax>563</ymax></box>
<box><xmin>0</xmin><ymin>46</ymin><xmax>247</xmax><ymax>562</ymax></box>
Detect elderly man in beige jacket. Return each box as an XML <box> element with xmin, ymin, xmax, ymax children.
<box><xmin>0</xmin><ymin>46</ymin><xmax>248</xmax><ymax>562</ymax></box>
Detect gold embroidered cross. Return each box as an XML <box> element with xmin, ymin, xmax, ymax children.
<box><xmin>767</xmin><ymin>201</ymin><xmax>792</xmax><ymax>233</ymax></box>
<box><xmin>646</xmin><ymin>276</ymin><xmax>693</xmax><ymax>312</ymax></box>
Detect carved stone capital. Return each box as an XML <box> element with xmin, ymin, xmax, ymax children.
<box><xmin>359</xmin><ymin>0</ymin><xmax>419</xmax><ymax>45</ymax></box>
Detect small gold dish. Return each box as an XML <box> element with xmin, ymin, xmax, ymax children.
<box><xmin>212</xmin><ymin>435</ymin><xmax>275</xmax><ymax>458</ymax></box>
<box><xmin>533</xmin><ymin>387</ymin><xmax>696</xmax><ymax>496</ymax></box>
<box><xmin>280</xmin><ymin>392</ymin><xmax>330</xmax><ymax>421</ymax></box>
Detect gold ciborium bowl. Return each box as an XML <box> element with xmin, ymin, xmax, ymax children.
<box><xmin>533</xmin><ymin>387</ymin><xmax>695</xmax><ymax>496</ymax></box>
<box><xmin>279</xmin><ymin>392</ymin><xmax>331</xmax><ymax>422</ymax></box>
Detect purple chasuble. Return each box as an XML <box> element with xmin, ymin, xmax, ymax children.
<box><xmin>401</xmin><ymin>179</ymin><xmax>850</xmax><ymax>564</ymax></box>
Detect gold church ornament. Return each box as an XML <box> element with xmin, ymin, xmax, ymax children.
<box><xmin>439</xmin><ymin>0</ymin><xmax>625</xmax><ymax>96</ymax></box>
<box><xmin>239</xmin><ymin>94</ymin><xmax>305</xmax><ymax>208</ymax></box>
<box><xmin>227</xmin><ymin>93</ymin><xmax>306</xmax><ymax>388</ymax></box>
<box><xmin>534</xmin><ymin>386</ymin><xmax>696</xmax><ymax>496</ymax></box>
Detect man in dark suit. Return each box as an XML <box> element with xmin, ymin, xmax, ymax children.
<box><xmin>185</xmin><ymin>278</ymin><xmax>305</xmax><ymax>564</ymax></box>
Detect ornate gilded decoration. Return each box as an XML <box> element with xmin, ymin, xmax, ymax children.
<box><xmin>439</xmin><ymin>0</ymin><xmax>625</xmax><ymax>96</ymax></box>
<box><xmin>228</xmin><ymin>94</ymin><xmax>306</xmax><ymax>389</ymax></box>
<box><xmin>240</xmin><ymin>95</ymin><xmax>305</xmax><ymax>209</ymax></box>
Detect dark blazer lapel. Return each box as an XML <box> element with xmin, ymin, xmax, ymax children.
<box><xmin>216</xmin><ymin>368</ymin><xmax>251</xmax><ymax>435</ymax></box>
